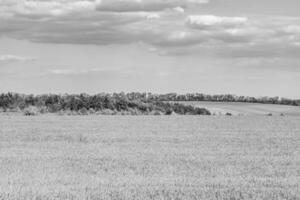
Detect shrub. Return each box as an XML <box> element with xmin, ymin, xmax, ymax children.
<box><xmin>65</xmin><ymin>110</ymin><xmax>76</xmax><ymax>116</ymax></box>
<box><xmin>153</xmin><ymin>110</ymin><xmax>163</xmax><ymax>115</ymax></box>
<box><xmin>165</xmin><ymin>109</ymin><xmax>173</xmax><ymax>115</ymax></box>
<box><xmin>194</xmin><ymin>107</ymin><xmax>211</xmax><ymax>115</ymax></box>
<box><xmin>23</xmin><ymin>106</ymin><xmax>39</xmax><ymax>116</ymax></box>
<box><xmin>39</xmin><ymin>106</ymin><xmax>48</xmax><ymax>114</ymax></box>
<box><xmin>78</xmin><ymin>107</ymin><xmax>88</xmax><ymax>115</ymax></box>
<box><xmin>8</xmin><ymin>107</ymin><xmax>21</xmax><ymax>113</ymax></box>
<box><xmin>128</xmin><ymin>108</ymin><xmax>141</xmax><ymax>115</ymax></box>
<box><xmin>99</xmin><ymin>109</ymin><xmax>115</xmax><ymax>115</ymax></box>
<box><xmin>89</xmin><ymin>108</ymin><xmax>96</xmax><ymax>114</ymax></box>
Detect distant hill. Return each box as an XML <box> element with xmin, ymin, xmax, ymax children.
<box><xmin>180</xmin><ymin>101</ymin><xmax>300</xmax><ymax>116</ymax></box>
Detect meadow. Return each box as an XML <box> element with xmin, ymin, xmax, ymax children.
<box><xmin>180</xmin><ymin>101</ymin><xmax>300</xmax><ymax>116</ymax></box>
<box><xmin>0</xmin><ymin>115</ymin><xmax>299</xmax><ymax>200</ymax></box>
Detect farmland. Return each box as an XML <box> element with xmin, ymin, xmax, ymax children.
<box><xmin>180</xmin><ymin>101</ymin><xmax>300</xmax><ymax>116</ymax></box>
<box><xmin>0</xmin><ymin>115</ymin><xmax>299</xmax><ymax>200</ymax></box>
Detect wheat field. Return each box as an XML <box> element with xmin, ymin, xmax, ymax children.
<box><xmin>180</xmin><ymin>101</ymin><xmax>300</xmax><ymax>116</ymax></box>
<box><xmin>0</xmin><ymin>115</ymin><xmax>299</xmax><ymax>200</ymax></box>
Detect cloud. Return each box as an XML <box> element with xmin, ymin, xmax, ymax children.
<box><xmin>96</xmin><ymin>0</ymin><xmax>208</xmax><ymax>12</ymax></box>
<box><xmin>0</xmin><ymin>0</ymin><xmax>97</xmax><ymax>19</ymax></box>
<box><xmin>186</xmin><ymin>15</ymin><xmax>248</xmax><ymax>29</ymax></box>
<box><xmin>173</xmin><ymin>7</ymin><xmax>185</xmax><ymax>13</ymax></box>
<box><xmin>0</xmin><ymin>0</ymin><xmax>207</xmax><ymax>19</ymax></box>
<box><xmin>1</xmin><ymin>1</ymin><xmax>300</xmax><ymax>59</ymax></box>
<box><xmin>46</xmin><ymin>67</ymin><xmax>143</xmax><ymax>79</ymax></box>
<box><xmin>1</xmin><ymin>0</ymin><xmax>190</xmax><ymax>45</ymax></box>
<box><xmin>0</xmin><ymin>54</ymin><xmax>35</xmax><ymax>64</ymax></box>
<box><xmin>50</xmin><ymin>68</ymin><xmax>109</xmax><ymax>75</ymax></box>
<box><xmin>151</xmin><ymin>15</ymin><xmax>300</xmax><ymax>58</ymax></box>
<box><xmin>284</xmin><ymin>25</ymin><xmax>300</xmax><ymax>34</ymax></box>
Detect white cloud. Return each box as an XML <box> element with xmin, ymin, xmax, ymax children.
<box><xmin>186</xmin><ymin>15</ymin><xmax>248</xmax><ymax>29</ymax></box>
<box><xmin>0</xmin><ymin>0</ymin><xmax>208</xmax><ymax>18</ymax></box>
<box><xmin>173</xmin><ymin>6</ymin><xmax>185</xmax><ymax>13</ymax></box>
<box><xmin>146</xmin><ymin>13</ymin><xmax>160</xmax><ymax>20</ymax></box>
<box><xmin>284</xmin><ymin>25</ymin><xmax>300</xmax><ymax>34</ymax></box>
<box><xmin>47</xmin><ymin>67</ymin><xmax>143</xmax><ymax>78</ymax></box>
<box><xmin>96</xmin><ymin>0</ymin><xmax>208</xmax><ymax>12</ymax></box>
<box><xmin>0</xmin><ymin>55</ymin><xmax>35</xmax><ymax>63</ymax></box>
<box><xmin>50</xmin><ymin>68</ymin><xmax>107</xmax><ymax>75</ymax></box>
<box><xmin>1</xmin><ymin>1</ymin><xmax>300</xmax><ymax>59</ymax></box>
<box><xmin>0</xmin><ymin>0</ymin><xmax>97</xmax><ymax>18</ymax></box>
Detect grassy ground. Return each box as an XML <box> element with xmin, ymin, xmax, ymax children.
<box><xmin>0</xmin><ymin>115</ymin><xmax>299</xmax><ymax>200</ymax></box>
<box><xmin>180</xmin><ymin>101</ymin><xmax>300</xmax><ymax>116</ymax></box>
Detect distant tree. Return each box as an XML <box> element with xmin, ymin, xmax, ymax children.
<box><xmin>0</xmin><ymin>92</ymin><xmax>299</xmax><ymax>115</ymax></box>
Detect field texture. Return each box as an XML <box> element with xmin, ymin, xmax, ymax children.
<box><xmin>0</xmin><ymin>115</ymin><xmax>299</xmax><ymax>200</ymax></box>
<box><xmin>180</xmin><ymin>101</ymin><xmax>300</xmax><ymax>116</ymax></box>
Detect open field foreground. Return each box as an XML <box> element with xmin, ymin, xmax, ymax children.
<box><xmin>0</xmin><ymin>115</ymin><xmax>299</xmax><ymax>200</ymax></box>
<box><xmin>180</xmin><ymin>101</ymin><xmax>300</xmax><ymax>116</ymax></box>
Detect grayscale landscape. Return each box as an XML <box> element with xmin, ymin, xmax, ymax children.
<box><xmin>182</xmin><ymin>101</ymin><xmax>300</xmax><ymax>116</ymax></box>
<box><xmin>1</xmin><ymin>0</ymin><xmax>300</xmax><ymax>199</ymax></box>
<box><xmin>0</xmin><ymin>115</ymin><xmax>299</xmax><ymax>199</ymax></box>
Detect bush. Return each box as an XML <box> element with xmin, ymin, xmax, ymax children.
<box><xmin>78</xmin><ymin>107</ymin><xmax>88</xmax><ymax>115</ymax></box>
<box><xmin>65</xmin><ymin>110</ymin><xmax>76</xmax><ymax>116</ymax></box>
<box><xmin>194</xmin><ymin>107</ymin><xmax>211</xmax><ymax>115</ymax></box>
<box><xmin>39</xmin><ymin>106</ymin><xmax>48</xmax><ymax>114</ymax></box>
<box><xmin>23</xmin><ymin>106</ymin><xmax>39</xmax><ymax>116</ymax></box>
<box><xmin>0</xmin><ymin>93</ymin><xmax>212</xmax><ymax>116</ymax></box>
<box><xmin>8</xmin><ymin>107</ymin><xmax>21</xmax><ymax>113</ymax></box>
<box><xmin>128</xmin><ymin>108</ymin><xmax>141</xmax><ymax>115</ymax></box>
<box><xmin>89</xmin><ymin>108</ymin><xmax>96</xmax><ymax>114</ymax></box>
<box><xmin>152</xmin><ymin>110</ymin><xmax>163</xmax><ymax>115</ymax></box>
<box><xmin>165</xmin><ymin>109</ymin><xmax>173</xmax><ymax>115</ymax></box>
<box><xmin>99</xmin><ymin>109</ymin><xmax>115</xmax><ymax>115</ymax></box>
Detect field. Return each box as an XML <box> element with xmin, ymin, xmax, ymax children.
<box><xmin>0</xmin><ymin>115</ymin><xmax>299</xmax><ymax>200</ymax></box>
<box><xmin>180</xmin><ymin>101</ymin><xmax>300</xmax><ymax>116</ymax></box>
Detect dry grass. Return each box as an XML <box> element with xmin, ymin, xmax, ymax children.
<box><xmin>0</xmin><ymin>115</ymin><xmax>299</xmax><ymax>200</ymax></box>
<box><xmin>180</xmin><ymin>101</ymin><xmax>300</xmax><ymax>116</ymax></box>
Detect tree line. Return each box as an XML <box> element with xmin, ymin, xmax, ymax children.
<box><xmin>147</xmin><ymin>93</ymin><xmax>300</xmax><ymax>106</ymax></box>
<box><xmin>0</xmin><ymin>92</ymin><xmax>211</xmax><ymax>115</ymax></box>
<box><xmin>0</xmin><ymin>92</ymin><xmax>298</xmax><ymax>115</ymax></box>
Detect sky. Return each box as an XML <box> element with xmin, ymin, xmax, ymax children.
<box><xmin>0</xmin><ymin>0</ymin><xmax>300</xmax><ymax>98</ymax></box>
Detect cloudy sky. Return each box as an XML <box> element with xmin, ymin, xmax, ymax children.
<box><xmin>0</xmin><ymin>0</ymin><xmax>300</xmax><ymax>98</ymax></box>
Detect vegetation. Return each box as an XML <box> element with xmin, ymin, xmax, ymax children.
<box><xmin>0</xmin><ymin>92</ymin><xmax>211</xmax><ymax>115</ymax></box>
<box><xmin>154</xmin><ymin>93</ymin><xmax>300</xmax><ymax>106</ymax></box>
<box><xmin>0</xmin><ymin>92</ymin><xmax>299</xmax><ymax>115</ymax></box>
<box><xmin>0</xmin><ymin>115</ymin><xmax>299</xmax><ymax>199</ymax></box>
<box><xmin>180</xmin><ymin>101</ymin><xmax>300</xmax><ymax>116</ymax></box>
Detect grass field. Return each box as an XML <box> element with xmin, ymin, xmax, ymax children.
<box><xmin>0</xmin><ymin>115</ymin><xmax>299</xmax><ymax>200</ymax></box>
<box><xmin>180</xmin><ymin>101</ymin><xmax>300</xmax><ymax>116</ymax></box>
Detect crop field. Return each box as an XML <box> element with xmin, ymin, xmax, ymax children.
<box><xmin>0</xmin><ymin>115</ymin><xmax>299</xmax><ymax>200</ymax></box>
<box><xmin>180</xmin><ymin>101</ymin><xmax>300</xmax><ymax>116</ymax></box>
